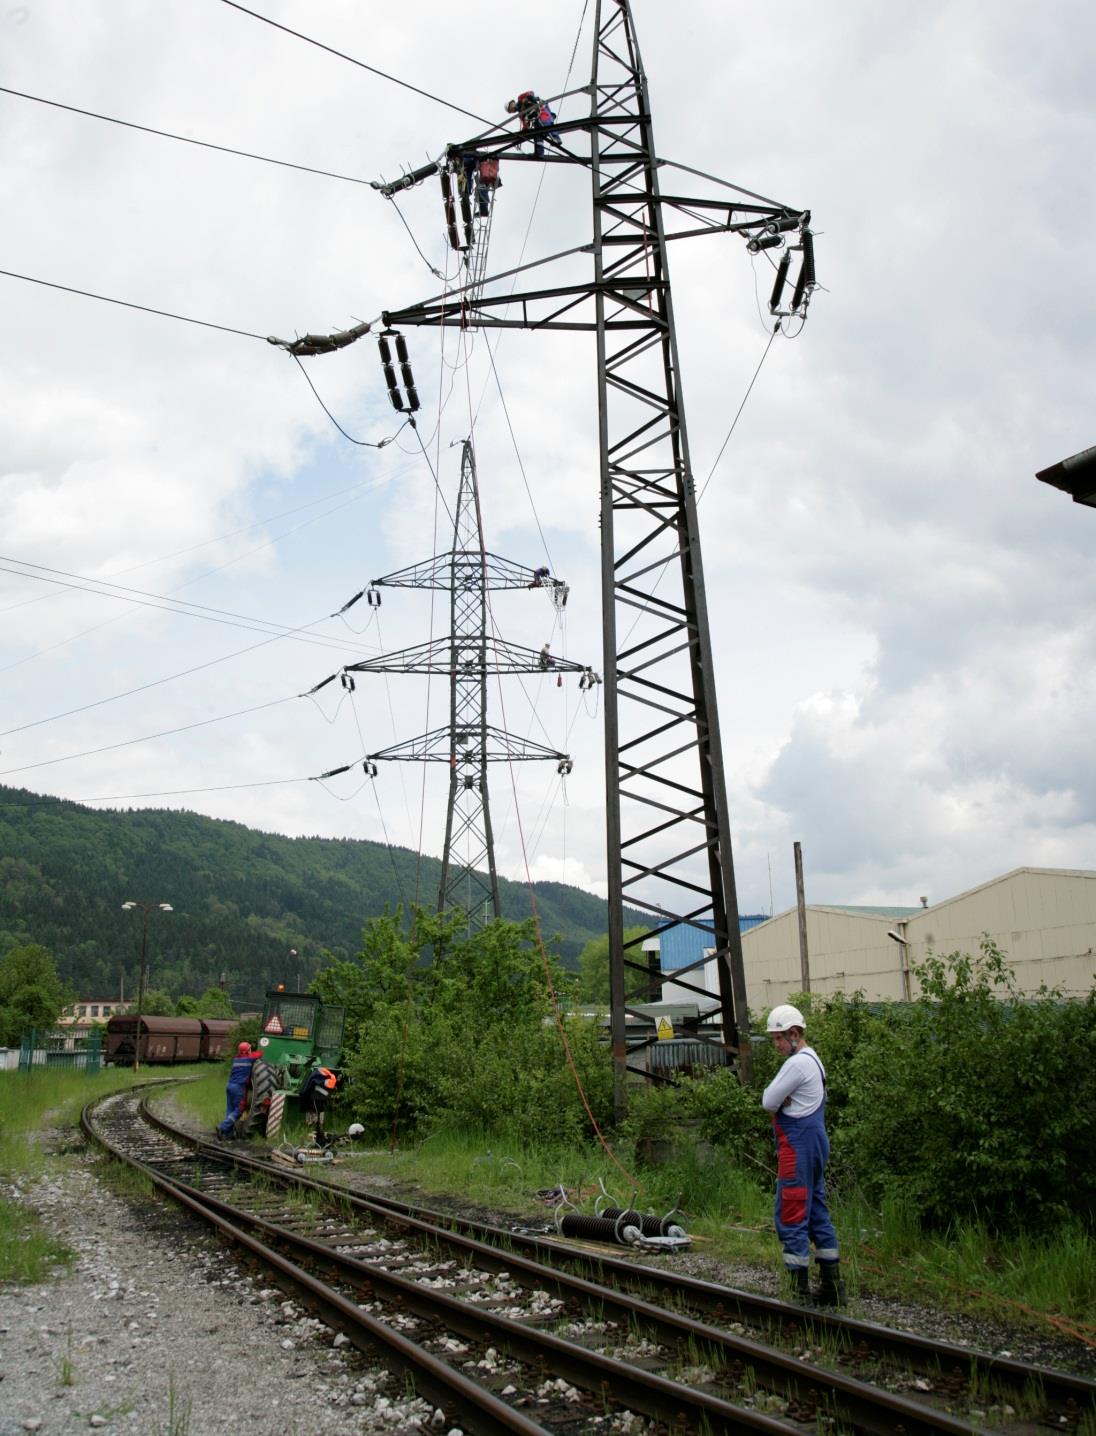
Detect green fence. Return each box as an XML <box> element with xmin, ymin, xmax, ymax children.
<box><xmin>18</xmin><ymin>1027</ymin><xmax>102</xmax><ymax>1075</ymax></box>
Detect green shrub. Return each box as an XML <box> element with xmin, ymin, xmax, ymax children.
<box><xmin>334</xmin><ymin>909</ymin><xmax>613</xmax><ymax>1145</ymax></box>
<box><xmin>839</xmin><ymin>940</ymin><xmax>1096</xmax><ymax>1233</ymax></box>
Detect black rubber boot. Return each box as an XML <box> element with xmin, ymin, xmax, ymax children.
<box><xmin>787</xmin><ymin>1266</ymin><xmax>811</xmax><ymax>1304</ymax></box>
<box><xmin>815</xmin><ymin>1258</ymin><xmax>847</xmax><ymax>1307</ymax></box>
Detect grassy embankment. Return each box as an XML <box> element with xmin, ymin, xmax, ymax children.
<box><xmin>0</xmin><ymin>1064</ymin><xmax>204</xmax><ymax>1281</ymax></box>
<box><xmin>174</xmin><ymin>1070</ymin><xmax>1096</xmax><ymax>1341</ymax></box>
<box><xmin>7</xmin><ymin>1068</ymin><xmax>1094</xmax><ymax>1350</ymax></box>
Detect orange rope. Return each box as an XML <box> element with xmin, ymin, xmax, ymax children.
<box><xmin>486</xmin><ymin>600</ymin><xmax>640</xmax><ymax>1192</ymax></box>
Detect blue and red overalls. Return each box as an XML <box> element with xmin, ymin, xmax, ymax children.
<box><xmin>514</xmin><ymin>92</ymin><xmax>560</xmax><ymax>156</ymax></box>
<box><xmin>771</xmin><ymin>1052</ymin><xmax>839</xmax><ymax>1270</ymax></box>
<box><xmin>218</xmin><ymin>1050</ymin><xmax>258</xmax><ymax>1136</ymax></box>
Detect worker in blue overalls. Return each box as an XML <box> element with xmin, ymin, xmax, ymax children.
<box><xmin>761</xmin><ymin>1004</ymin><xmax>846</xmax><ymax>1305</ymax></box>
<box><xmin>505</xmin><ymin>92</ymin><xmax>561</xmax><ymax>157</ymax></box>
<box><xmin>217</xmin><ymin>1041</ymin><xmax>258</xmax><ymax>1138</ymax></box>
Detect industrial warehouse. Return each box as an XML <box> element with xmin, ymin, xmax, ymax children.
<box><xmin>652</xmin><ymin>866</ymin><xmax>1096</xmax><ymax>1010</ymax></box>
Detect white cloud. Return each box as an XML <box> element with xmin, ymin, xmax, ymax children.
<box><xmin>2</xmin><ymin>0</ymin><xmax>1094</xmax><ymax>925</ymax></box>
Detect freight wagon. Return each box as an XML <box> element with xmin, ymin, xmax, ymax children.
<box><xmin>105</xmin><ymin>1015</ymin><xmax>237</xmax><ymax>1066</ymax></box>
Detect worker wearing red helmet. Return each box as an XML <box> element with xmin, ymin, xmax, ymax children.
<box><xmin>505</xmin><ymin>91</ymin><xmax>561</xmax><ymax>158</ymax></box>
<box><xmin>761</xmin><ymin>1004</ymin><xmax>845</xmax><ymax>1306</ymax></box>
<box><xmin>216</xmin><ymin>1041</ymin><xmax>259</xmax><ymax>1138</ymax></box>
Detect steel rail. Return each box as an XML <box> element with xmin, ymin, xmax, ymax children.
<box><xmin>134</xmin><ymin>1108</ymin><xmax>1002</xmax><ymax>1436</ymax></box>
<box><xmin>348</xmin><ymin>1183</ymin><xmax>1096</xmax><ymax>1421</ymax></box>
<box><xmin>132</xmin><ymin>1098</ymin><xmax>1096</xmax><ymax>1421</ymax></box>
<box><xmin>81</xmin><ymin>1100</ymin><xmax>551</xmax><ymax>1436</ymax></box>
<box><xmin>84</xmin><ymin>1094</ymin><xmax>799</xmax><ymax>1435</ymax></box>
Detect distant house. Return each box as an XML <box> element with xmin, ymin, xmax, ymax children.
<box><xmin>59</xmin><ymin>999</ymin><xmax>122</xmax><ymax>1026</ymax></box>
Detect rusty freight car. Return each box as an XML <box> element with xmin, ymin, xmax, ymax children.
<box><xmin>105</xmin><ymin>1015</ymin><xmax>237</xmax><ymax>1066</ymax></box>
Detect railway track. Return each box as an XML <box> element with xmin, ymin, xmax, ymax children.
<box><xmin>82</xmin><ymin>1087</ymin><xmax>1096</xmax><ymax>1436</ymax></box>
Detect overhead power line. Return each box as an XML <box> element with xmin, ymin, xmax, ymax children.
<box><xmin>0</xmin><ymin>777</ymin><xmax>311</xmax><ymax>807</ymax></box>
<box><xmin>0</xmin><ymin>696</ymin><xmax>296</xmax><ymax>779</ymax></box>
<box><xmin>0</xmin><ymin>268</ymin><xmax>269</xmax><ymax>341</ymax></box>
<box><xmin>0</xmin><ymin>85</ymin><xmax>372</xmax><ymax>186</ymax></box>
<box><xmin>0</xmin><ymin>555</ymin><xmax>368</xmax><ymax>651</ymax></box>
<box><xmin>219</xmin><ymin>0</ymin><xmax>494</xmax><ymax>127</ymax></box>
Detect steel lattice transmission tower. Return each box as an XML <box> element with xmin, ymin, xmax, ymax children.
<box><xmin>375</xmin><ymin>0</ymin><xmax>817</xmax><ymax>1102</ymax></box>
<box><xmin>323</xmin><ymin>439</ymin><xmax>589</xmax><ymax>930</ymax></box>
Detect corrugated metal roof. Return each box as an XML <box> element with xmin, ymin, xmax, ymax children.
<box><xmin>754</xmin><ymin>904</ymin><xmax>923</xmax><ymax>927</ymax></box>
<box><xmin>817</xmin><ymin>904</ymin><xmax>923</xmax><ymax>918</ymax></box>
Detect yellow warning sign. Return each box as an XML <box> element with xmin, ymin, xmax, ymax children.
<box><xmin>656</xmin><ymin>1016</ymin><xmax>674</xmax><ymax>1041</ymax></box>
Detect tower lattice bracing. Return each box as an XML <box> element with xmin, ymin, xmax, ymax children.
<box><xmin>330</xmin><ymin>440</ymin><xmax>584</xmax><ymax>931</ymax></box>
<box><xmin>585</xmin><ymin>4</ymin><xmax>750</xmax><ymax>1089</ymax></box>
<box><xmin>440</xmin><ymin>440</ymin><xmax>498</xmax><ymax>922</ymax></box>
<box><xmin>374</xmin><ymin>0</ymin><xmax>816</xmax><ymax>1098</ymax></box>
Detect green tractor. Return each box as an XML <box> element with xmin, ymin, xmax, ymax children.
<box><xmin>251</xmin><ymin>989</ymin><xmax>346</xmax><ymax>1140</ymax></box>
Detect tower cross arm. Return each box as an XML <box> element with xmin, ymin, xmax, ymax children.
<box><xmin>371</xmin><ymin>552</ymin><xmax>562</xmax><ymax>591</ymax></box>
<box><xmin>345</xmin><ymin>636</ymin><xmax>590</xmax><ymax>677</ymax></box>
<box><xmin>366</xmin><ymin>725</ymin><xmax>570</xmax><ymax>764</ymax></box>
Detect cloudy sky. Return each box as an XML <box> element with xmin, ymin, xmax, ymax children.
<box><xmin>2</xmin><ymin>0</ymin><xmax>1093</xmax><ymax>918</ymax></box>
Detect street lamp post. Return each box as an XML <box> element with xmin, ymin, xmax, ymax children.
<box><xmin>886</xmin><ymin>925</ymin><xmax>912</xmax><ymax>1001</ymax></box>
<box><xmin>121</xmin><ymin>901</ymin><xmax>173</xmax><ymax>1070</ymax></box>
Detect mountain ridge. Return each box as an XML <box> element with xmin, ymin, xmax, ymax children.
<box><xmin>0</xmin><ymin>786</ymin><xmax>643</xmax><ymax>1005</ymax></box>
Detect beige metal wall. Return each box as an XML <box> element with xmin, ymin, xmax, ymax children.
<box><xmin>902</xmin><ymin>868</ymin><xmax>1096</xmax><ymax>997</ymax></box>
<box><xmin>742</xmin><ymin>909</ymin><xmax>907</xmax><ymax>1015</ymax></box>
<box><xmin>742</xmin><ymin>868</ymin><xmax>1096</xmax><ymax>1013</ymax></box>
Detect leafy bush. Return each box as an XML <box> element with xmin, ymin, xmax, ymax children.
<box><xmin>838</xmin><ymin>940</ymin><xmax>1096</xmax><ymax>1233</ymax></box>
<box><xmin>0</xmin><ymin>943</ymin><xmax>67</xmax><ymax>1045</ymax></box>
<box><xmin>330</xmin><ymin>909</ymin><xmax>613</xmax><ymax>1145</ymax></box>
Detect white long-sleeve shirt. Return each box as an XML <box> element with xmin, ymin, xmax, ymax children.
<box><xmin>761</xmin><ymin>1046</ymin><xmax>826</xmax><ymax>1118</ymax></box>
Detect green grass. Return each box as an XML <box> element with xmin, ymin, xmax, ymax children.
<box><xmin>338</xmin><ymin>1125</ymin><xmax>1096</xmax><ymax>1336</ymax></box>
<box><xmin>5</xmin><ymin>1067</ymin><xmax>1094</xmax><ymax>1344</ymax></box>
<box><xmin>0</xmin><ymin>1063</ymin><xmax>209</xmax><ymax>1283</ymax></box>
<box><xmin>0</xmin><ymin>1196</ymin><xmax>73</xmax><ymax>1283</ymax></box>
<box><xmin>167</xmin><ymin>1068</ymin><xmax>227</xmax><ymax>1129</ymax></box>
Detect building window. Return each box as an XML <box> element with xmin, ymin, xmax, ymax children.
<box><xmin>90</xmin><ymin>1006</ymin><xmax>99</xmax><ymax>1017</ymax></box>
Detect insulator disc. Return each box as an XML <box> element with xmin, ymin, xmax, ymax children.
<box><xmin>559</xmin><ymin>1214</ymin><xmax>641</xmax><ymax>1245</ymax></box>
<box><xmin>599</xmin><ymin>1207</ymin><xmax>686</xmax><ymax>1237</ymax></box>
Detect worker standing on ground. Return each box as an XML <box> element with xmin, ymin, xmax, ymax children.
<box><xmin>217</xmin><ymin>1041</ymin><xmax>259</xmax><ymax>1139</ymax></box>
<box><xmin>505</xmin><ymin>92</ymin><xmax>561</xmax><ymax>157</ymax></box>
<box><xmin>761</xmin><ymin>1004</ymin><xmax>845</xmax><ymax>1305</ymax></box>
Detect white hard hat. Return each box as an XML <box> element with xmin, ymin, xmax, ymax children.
<box><xmin>347</xmin><ymin>1122</ymin><xmax>365</xmax><ymax>1138</ymax></box>
<box><xmin>766</xmin><ymin>1003</ymin><xmax>806</xmax><ymax>1033</ymax></box>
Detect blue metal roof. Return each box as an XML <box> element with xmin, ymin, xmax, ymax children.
<box><xmin>656</xmin><ymin>916</ymin><xmax>769</xmax><ymax>972</ymax></box>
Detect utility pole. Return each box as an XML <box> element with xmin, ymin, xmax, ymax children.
<box><xmin>313</xmin><ymin>440</ymin><xmax>593</xmax><ymax>930</ymax></box>
<box><xmin>121</xmin><ymin>900</ymin><xmax>172</xmax><ymax>1071</ymax></box>
<box><xmin>793</xmin><ymin>841</ymin><xmax>811</xmax><ymax>993</ymax></box>
<box><xmin>359</xmin><ymin>0</ymin><xmax>817</xmax><ymax>1108</ymax></box>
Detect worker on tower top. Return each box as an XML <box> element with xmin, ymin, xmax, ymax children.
<box><xmin>506</xmin><ymin>92</ymin><xmax>561</xmax><ymax>157</ymax></box>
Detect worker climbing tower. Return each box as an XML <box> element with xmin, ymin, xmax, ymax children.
<box><xmin>317</xmin><ymin>440</ymin><xmax>588</xmax><ymax>930</ymax></box>
<box><xmin>368</xmin><ymin>0</ymin><xmax>817</xmax><ymax>1104</ymax></box>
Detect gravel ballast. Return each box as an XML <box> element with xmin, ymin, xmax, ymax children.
<box><xmin>0</xmin><ymin>1146</ymin><xmax>449</xmax><ymax>1436</ymax></box>
<box><xmin>1</xmin><ymin>1113</ymin><xmax>1092</xmax><ymax>1435</ymax></box>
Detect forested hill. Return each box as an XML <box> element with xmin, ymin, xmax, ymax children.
<box><xmin>0</xmin><ymin>787</ymin><xmax>639</xmax><ymax>1005</ymax></box>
